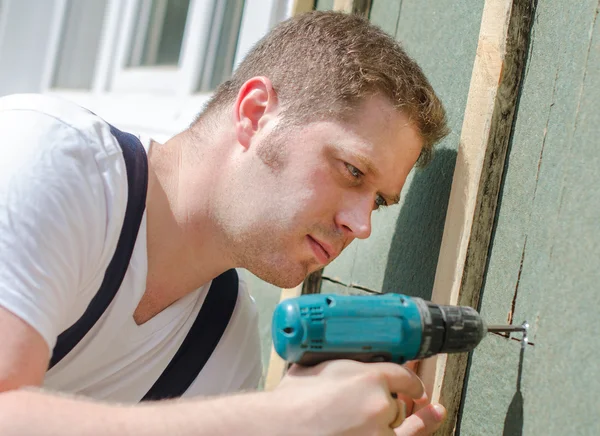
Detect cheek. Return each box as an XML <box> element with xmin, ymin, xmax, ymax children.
<box><xmin>298</xmin><ymin>166</ymin><xmax>340</xmax><ymax>214</ymax></box>
<box><xmin>258</xmin><ymin>153</ymin><xmax>341</xmax><ymax>226</ymax></box>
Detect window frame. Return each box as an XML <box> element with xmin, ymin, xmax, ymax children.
<box><xmin>109</xmin><ymin>0</ymin><xmax>217</xmax><ymax>96</ymax></box>
<box><xmin>44</xmin><ymin>0</ymin><xmax>294</xmax><ymax>139</ymax></box>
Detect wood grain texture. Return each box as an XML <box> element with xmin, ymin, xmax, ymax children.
<box><xmin>333</xmin><ymin>0</ymin><xmax>372</xmax><ymax>15</ymax></box>
<box><xmin>416</xmin><ymin>0</ymin><xmax>536</xmax><ymax>434</ymax></box>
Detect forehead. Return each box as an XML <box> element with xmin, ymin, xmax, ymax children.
<box><xmin>323</xmin><ymin>96</ymin><xmax>423</xmax><ymax>173</ymax></box>
<box><xmin>348</xmin><ymin>95</ymin><xmax>421</xmax><ymax>149</ymax></box>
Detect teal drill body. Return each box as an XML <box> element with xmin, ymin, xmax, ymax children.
<box><xmin>272</xmin><ymin>293</ymin><xmax>488</xmax><ymax>366</ymax></box>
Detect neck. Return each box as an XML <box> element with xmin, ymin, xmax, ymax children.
<box><xmin>136</xmin><ymin>130</ymin><xmax>233</xmax><ymax>324</ymax></box>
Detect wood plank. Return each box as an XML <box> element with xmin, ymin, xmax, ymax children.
<box><xmin>415</xmin><ymin>0</ymin><xmax>536</xmax><ymax>434</ymax></box>
<box><xmin>333</xmin><ymin>0</ymin><xmax>372</xmax><ymax>16</ymax></box>
<box><xmin>291</xmin><ymin>0</ymin><xmax>315</xmax><ymax>15</ymax></box>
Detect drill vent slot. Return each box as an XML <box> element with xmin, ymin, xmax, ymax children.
<box><xmin>301</xmin><ymin>306</ymin><xmax>324</xmax><ymax>321</ymax></box>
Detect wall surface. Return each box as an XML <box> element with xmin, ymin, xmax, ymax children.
<box><xmin>458</xmin><ymin>1</ymin><xmax>600</xmax><ymax>435</ymax></box>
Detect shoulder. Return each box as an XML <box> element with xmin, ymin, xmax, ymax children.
<box><xmin>0</xmin><ymin>93</ymin><xmax>129</xmax><ymax>259</ymax></box>
<box><xmin>0</xmin><ymin>94</ymin><xmax>131</xmax><ymax>349</ymax></box>
<box><xmin>0</xmin><ymin>93</ymin><xmax>109</xmax><ymax>134</ymax></box>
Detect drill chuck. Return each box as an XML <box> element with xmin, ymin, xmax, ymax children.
<box><xmin>411</xmin><ymin>299</ymin><xmax>486</xmax><ymax>359</ymax></box>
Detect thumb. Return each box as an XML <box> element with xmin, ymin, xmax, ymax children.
<box><xmin>395</xmin><ymin>403</ymin><xmax>446</xmax><ymax>436</ymax></box>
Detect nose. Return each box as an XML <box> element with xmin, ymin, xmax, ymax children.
<box><xmin>335</xmin><ymin>194</ymin><xmax>373</xmax><ymax>240</ymax></box>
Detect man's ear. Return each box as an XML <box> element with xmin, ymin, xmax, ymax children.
<box><xmin>233</xmin><ymin>76</ymin><xmax>279</xmax><ymax>149</ymax></box>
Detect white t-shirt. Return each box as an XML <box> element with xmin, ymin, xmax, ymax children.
<box><xmin>0</xmin><ymin>94</ymin><xmax>262</xmax><ymax>402</ymax></box>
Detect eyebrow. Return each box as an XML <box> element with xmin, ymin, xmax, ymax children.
<box><xmin>333</xmin><ymin>144</ymin><xmax>401</xmax><ymax>206</ymax></box>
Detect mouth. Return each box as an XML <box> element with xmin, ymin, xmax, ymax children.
<box><xmin>307</xmin><ymin>235</ymin><xmax>334</xmax><ymax>265</ymax></box>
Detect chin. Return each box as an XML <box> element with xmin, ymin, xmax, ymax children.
<box><xmin>251</xmin><ymin>263</ymin><xmax>315</xmax><ymax>289</ymax></box>
<box><xmin>261</xmin><ymin>272</ymin><xmax>305</xmax><ymax>289</ymax></box>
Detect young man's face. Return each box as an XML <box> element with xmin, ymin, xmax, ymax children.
<box><xmin>221</xmin><ymin>94</ymin><xmax>423</xmax><ymax>288</ymax></box>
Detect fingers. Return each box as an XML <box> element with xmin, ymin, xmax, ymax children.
<box><xmin>393</xmin><ymin>391</ymin><xmax>422</xmax><ymax>416</ymax></box>
<box><xmin>375</xmin><ymin>362</ymin><xmax>425</xmax><ymax>400</ymax></box>
<box><xmin>286</xmin><ymin>363</ymin><xmax>317</xmax><ymax>377</ymax></box>
<box><xmin>282</xmin><ymin>360</ymin><xmax>441</xmax><ymax>435</ymax></box>
<box><xmin>290</xmin><ymin>360</ymin><xmax>425</xmax><ymax>399</ymax></box>
<box><xmin>390</xmin><ymin>398</ymin><xmax>407</xmax><ymax>428</ymax></box>
<box><xmin>394</xmin><ymin>403</ymin><xmax>446</xmax><ymax>436</ymax></box>
<box><xmin>411</xmin><ymin>391</ymin><xmax>431</xmax><ymax>414</ymax></box>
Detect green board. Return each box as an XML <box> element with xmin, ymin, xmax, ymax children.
<box><xmin>459</xmin><ymin>1</ymin><xmax>600</xmax><ymax>434</ymax></box>
<box><xmin>315</xmin><ymin>0</ymin><xmax>334</xmax><ymax>11</ymax></box>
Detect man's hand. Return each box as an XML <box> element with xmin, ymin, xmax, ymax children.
<box><xmin>274</xmin><ymin>360</ymin><xmax>445</xmax><ymax>435</ymax></box>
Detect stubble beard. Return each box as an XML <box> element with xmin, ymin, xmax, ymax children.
<box><xmin>234</xmin><ymin>235</ymin><xmax>312</xmax><ymax>288</ymax></box>
<box><xmin>224</xmin><ymin>123</ymin><xmax>326</xmax><ymax>287</ymax></box>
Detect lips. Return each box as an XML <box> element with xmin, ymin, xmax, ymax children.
<box><xmin>307</xmin><ymin>235</ymin><xmax>336</xmax><ymax>264</ymax></box>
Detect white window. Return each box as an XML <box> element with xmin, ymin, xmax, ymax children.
<box><xmin>107</xmin><ymin>0</ymin><xmax>246</xmax><ymax>96</ymax></box>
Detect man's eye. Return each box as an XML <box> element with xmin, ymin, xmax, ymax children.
<box><xmin>374</xmin><ymin>195</ymin><xmax>388</xmax><ymax>209</ymax></box>
<box><xmin>345</xmin><ymin>163</ymin><xmax>363</xmax><ymax>179</ymax></box>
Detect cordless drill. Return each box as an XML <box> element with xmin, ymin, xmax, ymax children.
<box><xmin>271</xmin><ymin>293</ymin><xmax>523</xmax><ymax>366</ymax></box>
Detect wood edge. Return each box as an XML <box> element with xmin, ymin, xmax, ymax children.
<box><xmin>436</xmin><ymin>3</ymin><xmax>535</xmax><ymax>434</ymax></box>
<box><xmin>263</xmin><ymin>285</ymin><xmax>303</xmax><ymax>391</ymax></box>
<box><xmin>291</xmin><ymin>0</ymin><xmax>315</xmax><ymax>15</ymax></box>
<box><xmin>417</xmin><ymin>0</ymin><xmax>536</xmax><ymax>434</ymax></box>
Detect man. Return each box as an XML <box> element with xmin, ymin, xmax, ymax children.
<box><xmin>0</xmin><ymin>10</ymin><xmax>449</xmax><ymax>436</ymax></box>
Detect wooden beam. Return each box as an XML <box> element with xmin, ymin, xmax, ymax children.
<box><xmin>333</xmin><ymin>0</ymin><xmax>371</xmax><ymax>16</ymax></box>
<box><xmin>291</xmin><ymin>0</ymin><xmax>315</xmax><ymax>15</ymax></box>
<box><xmin>417</xmin><ymin>0</ymin><xmax>535</xmax><ymax>434</ymax></box>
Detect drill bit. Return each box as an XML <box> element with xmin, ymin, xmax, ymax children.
<box><xmin>487</xmin><ymin>324</ymin><xmax>527</xmax><ymax>334</ymax></box>
<box><xmin>488</xmin><ymin>321</ymin><xmax>530</xmax><ymax>350</ymax></box>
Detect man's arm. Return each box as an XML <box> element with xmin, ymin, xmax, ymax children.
<box><xmin>0</xmin><ymin>307</ymin><xmax>49</xmax><ymax>392</ymax></box>
<box><xmin>0</xmin><ymin>304</ymin><xmax>270</xmax><ymax>436</ymax></box>
<box><xmin>0</xmin><ymin>382</ymin><xmax>277</xmax><ymax>436</ymax></box>
<box><xmin>0</xmin><ymin>368</ymin><xmax>445</xmax><ymax>436</ymax></box>
<box><xmin>0</xmin><ymin>308</ymin><xmax>445</xmax><ymax>436</ymax></box>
